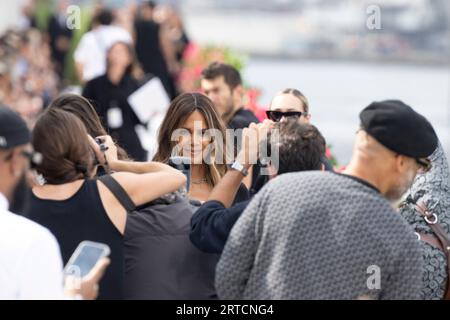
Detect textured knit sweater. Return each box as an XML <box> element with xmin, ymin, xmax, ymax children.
<box><xmin>216</xmin><ymin>171</ymin><xmax>423</xmax><ymax>300</ymax></box>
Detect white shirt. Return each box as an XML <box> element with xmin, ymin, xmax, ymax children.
<box><xmin>74</xmin><ymin>25</ymin><xmax>133</xmax><ymax>82</ymax></box>
<box><xmin>0</xmin><ymin>193</ymin><xmax>65</xmax><ymax>300</ymax></box>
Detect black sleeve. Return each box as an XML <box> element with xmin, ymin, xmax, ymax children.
<box><xmin>190</xmin><ymin>200</ymin><xmax>249</xmax><ymax>254</ymax></box>
<box><xmin>233</xmin><ymin>183</ymin><xmax>250</xmax><ymax>205</ymax></box>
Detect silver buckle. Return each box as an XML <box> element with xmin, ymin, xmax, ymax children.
<box><xmin>424</xmin><ymin>213</ymin><xmax>438</xmax><ymax>225</ymax></box>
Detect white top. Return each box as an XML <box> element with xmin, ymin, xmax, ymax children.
<box><xmin>74</xmin><ymin>25</ymin><xmax>133</xmax><ymax>82</ymax></box>
<box><xmin>0</xmin><ymin>193</ymin><xmax>65</xmax><ymax>300</ymax></box>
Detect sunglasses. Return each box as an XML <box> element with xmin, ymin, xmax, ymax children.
<box><xmin>266</xmin><ymin>110</ymin><xmax>306</xmax><ymax>122</ymax></box>
<box><xmin>416</xmin><ymin>158</ymin><xmax>432</xmax><ymax>173</ymax></box>
<box><xmin>4</xmin><ymin>150</ymin><xmax>43</xmax><ymax>169</ymax></box>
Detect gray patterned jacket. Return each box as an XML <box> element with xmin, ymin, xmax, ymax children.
<box><xmin>399</xmin><ymin>143</ymin><xmax>450</xmax><ymax>300</ymax></box>
<box><xmin>216</xmin><ymin>171</ymin><xmax>423</xmax><ymax>300</ymax></box>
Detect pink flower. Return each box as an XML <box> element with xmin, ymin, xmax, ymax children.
<box><xmin>183</xmin><ymin>42</ymin><xmax>201</xmax><ymax>61</ymax></box>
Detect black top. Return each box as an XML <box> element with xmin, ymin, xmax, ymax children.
<box><xmin>190</xmin><ymin>200</ymin><xmax>250</xmax><ymax>254</ymax></box>
<box><xmin>234</xmin><ymin>183</ymin><xmax>250</xmax><ymax>203</ymax></box>
<box><xmin>228</xmin><ymin>107</ymin><xmax>260</xmax><ymax>130</ymax></box>
<box><xmin>48</xmin><ymin>14</ymin><xmax>73</xmax><ymax>76</ymax></box>
<box><xmin>134</xmin><ymin>19</ymin><xmax>177</xmax><ymax>99</ymax></box>
<box><xmin>83</xmin><ymin>74</ymin><xmax>147</xmax><ymax>161</ymax></box>
<box><xmin>26</xmin><ymin>180</ymin><xmax>124</xmax><ymax>300</ymax></box>
<box><xmin>124</xmin><ymin>195</ymin><xmax>219</xmax><ymax>300</ymax></box>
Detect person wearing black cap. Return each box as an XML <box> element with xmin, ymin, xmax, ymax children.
<box><xmin>0</xmin><ymin>106</ymin><xmax>108</xmax><ymax>300</ymax></box>
<box><xmin>216</xmin><ymin>100</ymin><xmax>438</xmax><ymax>300</ymax></box>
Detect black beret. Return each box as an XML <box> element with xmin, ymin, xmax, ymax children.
<box><xmin>360</xmin><ymin>100</ymin><xmax>437</xmax><ymax>158</ymax></box>
<box><xmin>0</xmin><ymin>106</ymin><xmax>31</xmax><ymax>149</ymax></box>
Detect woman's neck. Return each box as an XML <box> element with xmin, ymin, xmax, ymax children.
<box><xmin>191</xmin><ymin>164</ymin><xmax>207</xmax><ymax>182</ymax></box>
<box><xmin>107</xmin><ymin>67</ymin><xmax>125</xmax><ymax>85</ymax></box>
<box><xmin>32</xmin><ymin>179</ymin><xmax>86</xmax><ymax>201</ymax></box>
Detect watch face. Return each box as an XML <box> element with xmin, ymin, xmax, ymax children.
<box><xmin>233</xmin><ymin>161</ymin><xmax>243</xmax><ymax>171</ymax></box>
<box><xmin>232</xmin><ymin>161</ymin><xmax>248</xmax><ymax>176</ymax></box>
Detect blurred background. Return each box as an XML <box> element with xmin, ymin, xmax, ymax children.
<box><xmin>0</xmin><ymin>0</ymin><xmax>449</xmax><ymax>165</ymax></box>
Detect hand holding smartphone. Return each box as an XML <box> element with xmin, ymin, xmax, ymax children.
<box><xmin>64</xmin><ymin>241</ymin><xmax>110</xmax><ymax>278</ymax></box>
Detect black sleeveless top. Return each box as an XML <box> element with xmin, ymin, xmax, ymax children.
<box><xmin>26</xmin><ymin>179</ymin><xmax>124</xmax><ymax>300</ymax></box>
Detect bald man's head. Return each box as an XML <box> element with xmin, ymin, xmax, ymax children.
<box><xmin>346</xmin><ymin>129</ymin><xmax>421</xmax><ymax>202</ymax></box>
<box><xmin>353</xmin><ymin>129</ymin><xmax>394</xmax><ymax>164</ymax></box>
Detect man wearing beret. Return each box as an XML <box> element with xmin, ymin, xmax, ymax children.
<box><xmin>216</xmin><ymin>100</ymin><xmax>437</xmax><ymax>300</ymax></box>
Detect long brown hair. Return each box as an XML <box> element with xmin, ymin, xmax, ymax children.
<box><xmin>47</xmin><ymin>93</ymin><xmax>130</xmax><ymax>160</ymax></box>
<box><xmin>153</xmin><ymin>93</ymin><xmax>229</xmax><ymax>186</ymax></box>
<box><xmin>32</xmin><ymin>108</ymin><xmax>95</xmax><ymax>185</ymax></box>
<box><xmin>106</xmin><ymin>41</ymin><xmax>144</xmax><ymax>81</ymax></box>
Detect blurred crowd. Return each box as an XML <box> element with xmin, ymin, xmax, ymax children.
<box><xmin>0</xmin><ymin>0</ymin><xmax>190</xmax><ymax>124</ymax></box>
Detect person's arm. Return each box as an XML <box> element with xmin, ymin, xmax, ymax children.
<box><xmin>208</xmin><ymin>121</ymin><xmax>273</xmax><ymax>208</ymax></box>
<box><xmin>207</xmin><ymin>167</ymin><xmax>250</xmax><ymax>209</ymax></box>
<box><xmin>90</xmin><ymin>134</ymin><xmax>186</xmax><ymax>205</ymax></box>
<box><xmin>215</xmin><ymin>186</ymin><xmax>270</xmax><ymax>300</ymax></box>
<box><xmin>74</xmin><ymin>35</ymin><xmax>90</xmax><ymax>84</ymax></box>
<box><xmin>190</xmin><ymin>200</ymin><xmax>249</xmax><ymax>254</ymax></box>
<box><xmin>109</xmin><ymin>159</ymin><xmax>180</xmax><ymax>175</ymax></box>
<box><xmin>75</xmin><ymin>62</ymin><xmax>85</xmax><ymax>84</ymax></box>
<box><xmin>89</xmin><ymin>135</ymin><xmax>180</xmax><ymax>175</ymax></box>
<box><xmin>111</xmin><ymin>170</ymin><xmax>186</xmax><ymax>207</ymax></box>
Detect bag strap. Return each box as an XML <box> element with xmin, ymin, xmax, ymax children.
<box><xmin>415</xmin><ymin>201</ymin><xmax>450</xmax><ymax>300</ymax></box>
<box><xmin>98</xmin><ymin>175</ymin><xmax>136</xmax><ymax>212</ymax></box>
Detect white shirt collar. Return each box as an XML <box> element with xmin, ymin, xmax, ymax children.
<box><xmin>0</xmin><ymin>192</ymin><xmax>9</xmax><ymax>211</ymax></box>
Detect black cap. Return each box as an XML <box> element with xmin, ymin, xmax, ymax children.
<box><xmin>360</xmin><ymin>100</ymin><xmax>438</xmax><ymax>158</ymax></box>
<box><xmin>0</xmin><ymin>106</ymin><xmax>31</xmax><ymax>149</ymax></box>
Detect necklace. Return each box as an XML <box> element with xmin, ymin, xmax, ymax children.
<box><xmin>191</xmin><ymin>178</ymin><xmax>208</xmax><ymax>185</ymax></box>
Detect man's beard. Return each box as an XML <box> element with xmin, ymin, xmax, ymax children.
<box><xmin>9</xmin><ymin>172</ymin><xmax>31</xmax><ymax>216</ymax></box>
<box><xmin>386</xmin><ymin>168</ymin><xmax>416</xmax><ymax>202</ymax></box>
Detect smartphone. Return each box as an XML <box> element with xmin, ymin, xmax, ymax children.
<box><xmin>64</xmin><ymin>241</ymin><xmax>110</xmax><ymax>278</ymax></box>
<box><xmin>168</xmin><ymin>156</ymin><xmax>191</xmax><ymax>192</ymax></box>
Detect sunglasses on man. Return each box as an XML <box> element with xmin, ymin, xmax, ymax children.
<box><xmin>266</xmin><ymin>110</ymin><xmax>307</xmax><ymax>122</ymax></box>
<box><xmin>4</xmin><ymin>149</ymin><xmax>42</xmax><ymax>169</ymax></box>
<box><xmin>416</xmin><ymin>158</ymin><xmax>432</xmax><ymax>174</ymax></box>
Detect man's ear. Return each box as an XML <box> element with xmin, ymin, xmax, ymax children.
<box><xmin>232</xmin><ymin>85</ymin><xmax>244</xmax><ymax>103</ymax></box>
<box><xmin>9</xmin><ymin>149</ymin><xmax>23</xmax><ymax>177</ymax></box>
<box><xmin>306</xmin><ymin>113</ymin><xmax>312</xmax><ymax>122</ymax></box>
<box><xmin>395</xmin><ymin>154</ymin><xmax>407</xmax><ymax>174</ymax></box>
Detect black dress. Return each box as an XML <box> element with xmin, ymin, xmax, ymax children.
<box><xmin>48</xmin><ymin>14</ymin><xmax>73</xmax><ymax>78</ymax></box>
<box><xmin>134</xmin><ymin>19</ymin><xmax>177</xmax><ymax>99</ymax></box>
<box><xmin>83</xmin><ymin>74</ymin><xmax>147</xmax><ymax>161</ymax></box>
<box><xmin>26</xmin><ymin>180</ymin><xmax>124</xmax><ymax>300</ymax></box>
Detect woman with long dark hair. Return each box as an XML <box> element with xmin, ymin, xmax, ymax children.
<box><xmin>46</xmin><ymin>93</ymin><xmax>221</xmax><ymax>300</ymax></box>
<box><xmin>154</xmin><ymin>92</ymin><xmax>249</xmax><ymax>203</ymax></box>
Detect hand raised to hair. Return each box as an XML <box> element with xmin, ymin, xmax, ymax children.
<box><xmin>237</xmin><ymin>120</ymin><xmax>275</xmax><ymax>168</ymax></box>
<box><xmin>87</xmin><ymin>135</ymin><xmax>118</xmax><ymax>166</ymax></box>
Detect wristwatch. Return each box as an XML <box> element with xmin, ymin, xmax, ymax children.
<box><xmin>231</xmin><ymin>160</ymin><xmax>249</xmax><ymax>177</ymax></box>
